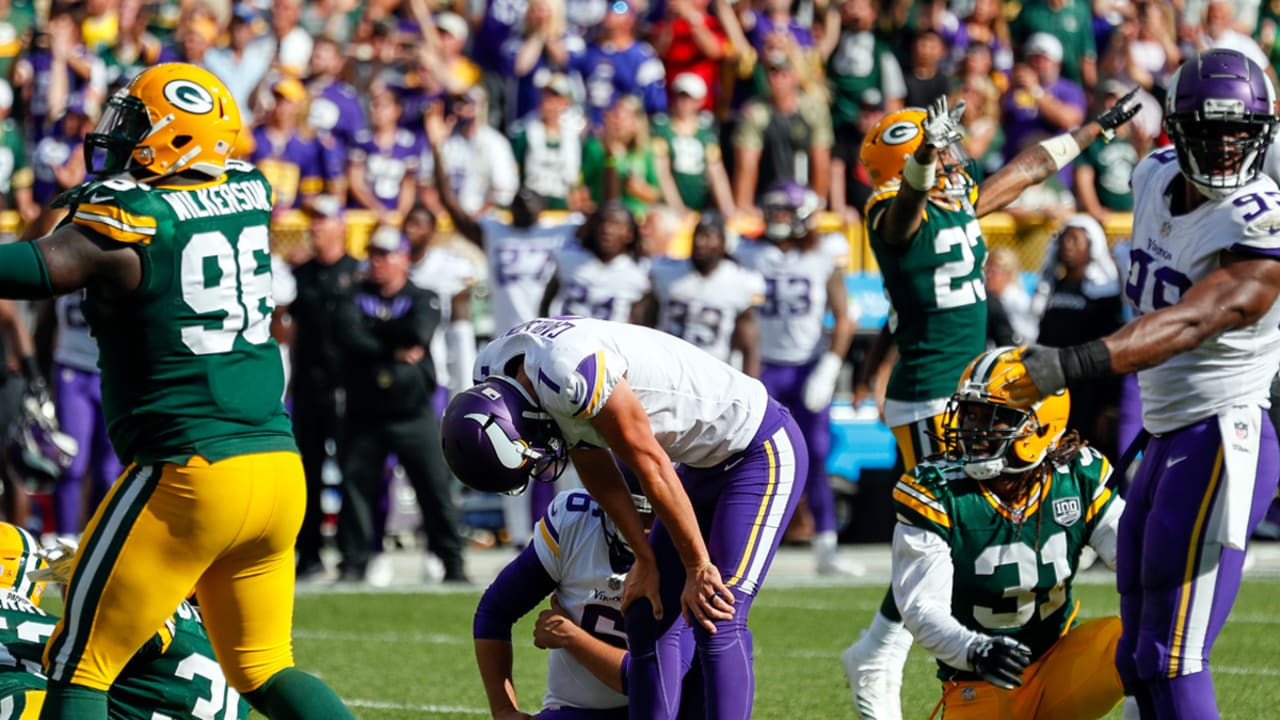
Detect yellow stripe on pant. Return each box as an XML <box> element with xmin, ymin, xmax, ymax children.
<box><xmin>891</xmin><ymin>414</ymin><xmax>948</xmax><ymax>472</ymax></box>
<box><xmin>939</xmin><ymin>617</ymin><xmax>1124</xmax><ymax>720</ymax></box>
<box><xmin>44</xmin><ymin>452</ymin><xmax>306</xmax><ymax>693</ymax></box>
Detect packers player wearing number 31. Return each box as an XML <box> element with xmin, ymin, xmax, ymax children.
<box><xmin>842</xmin><ymin>91</ymin><xmax>1140</xmax><ymax>720</ymax></box>
<box><xmin>0</xmin><ymin>64</ymin><xmax>355</xmax><ymax>720</ymax></box>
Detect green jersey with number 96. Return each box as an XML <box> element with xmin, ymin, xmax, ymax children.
<box><xmin>867</xmin><ymin>186</ymin><xmax>988</xmax><ymax>403</ymax></box>
<box><xmin>893</xmin><ymin>446</ymin><xmax>1118</xmax><ymax>679</ymax></box>
<box><xmin>61</xmin><ymin>160</ymin><xmax>295</xmax><ymax>466</ymax></box>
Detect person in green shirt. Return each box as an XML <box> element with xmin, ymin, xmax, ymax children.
<box><xmin>1010</xmin><ymin>0</ymin><xmax>1097</xmax><ymax>90</ymax></box>
<box><xmin>651</xmin><ymin>73</ymin><xmax>735</xmax><ymax>216</ymax></box>
<box><xmin>511</xmin><ymin>73</ymin><xmax>581</xmax><ymax>211</ymax></box>
<box><xmin>579</xmin><ymin>94</ymin><xmax>661</xmax><ymax>216</ymax></box>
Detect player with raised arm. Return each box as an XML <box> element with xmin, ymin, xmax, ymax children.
<box><xmin>442</xmin><ymin>317</ymin><xmax>805</xmax><ymax>720</ymax></box>
<box><xmin>0</xmin><ymin>63</ymin><xmax>354</xmax><ymax>720</ymax></box>
<box><xmin>1001</xmin><ymin>50</ymin><xmax>1280</xmax><ymax>720</ymax></box>
<box><xmin>843</xmin><ymin>89</ymin><xmax>1140</xmax><ymax>719</ymax></box>
<box><xmin>639</xmin><ymin>212</ymin><xmax>764</xmax><ymax>375</ymax></box>
<box><xmin>735</xmin><ymin>179</ymin><xmax>858</xmax><ymax>574</ymax></box>
<box><xmin>893</xmin><ymin>349</ymin><xmax>1126</xmax><ymax>719</ymax></box>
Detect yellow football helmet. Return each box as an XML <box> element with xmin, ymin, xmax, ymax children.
<box><xmin>0</xmin><ymin>523</ymin><xmax>47</xmax><ymax>605</ymax></box>
<box><xmin>860</xmin><ymin>107</ymin><xmax>975</xmax><ymax>200</ymax></box>
<box><xmin>86</xmin><ymin>63</ymin><xmax>241</xmax><ymax>179</ymax></box>
<box><xmin>942</xmin><ymin>347</ymin><xmax>1070</xmax><ymax>481</ymax></box>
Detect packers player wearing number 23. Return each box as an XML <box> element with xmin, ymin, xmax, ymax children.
<box><xmin>0</xmin><ymin>63</ymin><xmax>355</xmax><ymax>720</ymax></box>
<box><xmin>841</xmin><ymin>91</ymin><xmax>1141</xmax><ymax>720</ymax></box>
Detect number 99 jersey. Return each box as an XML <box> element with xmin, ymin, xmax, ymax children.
<box><xmin>532</xmin><ymin>491</ymin><xmax>629</xmax><ymax>711</ymax></box>
<box><xmin>866</xmin><ymin>184</ymin><xmax>988</xmax><ymax>404</ymax></box>
<box><xmin>893</xmin><ymin>446</ymin><xmax>1120</xmax><ymax>676</ymax></box>
<box><xmin>62</xmin><ymin>161</ymin><xmax>296</xmax><ymax>466</ymax></box>
<box><xmin>1127</xmin><ymin>149</ymin><xmax>1280</xmax><ymax>433</ymax></box>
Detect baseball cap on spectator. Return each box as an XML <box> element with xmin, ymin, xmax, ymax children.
<box><xmin>436</xmin><ymin>13</ymin><xmax>469</xmax><ymax>42</ymax></box>
<box><xmin>368</xmin><ymin>226</ymin><xmax>410</xmax><ymax>254</ymax></box>
<box><xmin>231</xmin><ymin>5</ymin><xmax>259</xmax><ymax>24</ymax></box>
<box><xmin>272</xmin><ymin>77</ymin><xmax>308</xmax><ymax>103</ymax></box>
<box><xmin>859</xmin><ymin>88</ymin><xmax>886</xmax><ymax>112</ymax></box>
<box><xmin>1025</xmin><ymin>33</ymin><xmax>1063</xmax><ymax>64</ymax></box>
<box><xmin>308</xmin><ymin>195</ymin><xmax>344</xmax><ymax>220</ymax></box>
<box><xmin>672</xmin><ymin>73</ymin><xmax>707</xmax><ymax>101</ymax></box>
<box><xmin>764</xmin><ymin>51</ymin><xmax>791</xmax><ymax>71</ymax></box>
<box><xmin>540</xmin><ymin>72</ymin><xmax>572</xmax><ymax>97</ymax></box>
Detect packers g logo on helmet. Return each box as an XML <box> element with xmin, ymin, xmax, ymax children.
<box><xmin>0</xmin><ymin>523</ymin><xmax>48</xmax><ymax>605</ymax></box>
<box><xmin>85</xmin><ymin>63</ymin><xmax>241</xmax><ymax>179</ymax></box>
<box><xmin>880</xmin><ymin>121</ymin><xmax>920</xmax><ymax>146</ymax></box>
<box><xmin>860</xmin><ymin>107</ymin><xmax>976</xmax><ymax>203</ymax></box>
<box><xmin>942</xmin><ymin>347</ymin><xmax>1070</xmax><ymax>481</ymax></box>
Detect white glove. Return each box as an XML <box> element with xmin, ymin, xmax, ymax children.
<box><xmin>922</xmin><ymin>95</ymin><xmax>966</xmax><ymax>149</ymax></box>
<box><xmin>802</xmin><ymin>352</ymin><xmax>842</xmax><ymax>413</ymax></box>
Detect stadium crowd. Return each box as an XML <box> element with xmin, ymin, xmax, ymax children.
<box><xmin>0</xmin><ymin>0</ymin><xmax>1276</xmax><ymax>585</ymax></box>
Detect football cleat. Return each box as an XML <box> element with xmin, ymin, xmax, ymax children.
<box><xmin>842</xmin><ymin>631</ymin><xmax>905</xmax><ymax>720</ymax></box>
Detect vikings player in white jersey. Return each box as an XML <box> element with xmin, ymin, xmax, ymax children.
<box><xmin>47</xmin><ymin>292</ymin><xmax>120</xmax><ymax>536</ymax></box>
<box><xmin>403</xmin><ymin>206</ymin><xmax>486</xmax><ymax>413</ymax></box>
<box><xmin>443</xmin><ymin>318</ymin><xmax>806</xmax><ymax>720</ymax></box>
<box><xmin>735</xmin><ymin>180</ymin><xmax>857</xmax><ymax>575</ymax></box>
<box><xmin>640</xmin><ymin>212</ymin><xmax>764</xmax><ymax>373</ymax></box>
<box><xmin>1007</xmin><ymin>50</ymin><xmax>1280</xmax><ymax>720</ymax></box>
<box><xmin>475</xmin><ymin>489</ymin><xmax>694</xmax><ymax>719</ymax></box>
<box><xmin>541</xmin><ymin>202</ymin><xmax>650</xmax><ymax>324</ymax></box>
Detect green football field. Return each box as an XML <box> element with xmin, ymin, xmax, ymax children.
<box><xmin>276</xmin><ymin>575</ymin><xmax>1280</xmax><ymax>719</ymax></box>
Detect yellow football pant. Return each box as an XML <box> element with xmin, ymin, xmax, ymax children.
<box><xmin>939</xmin><ymin>617</ymin><xmax>1124</xmax><ymax>720</ymax></box>
<box><xmin>0</xmin><ymin>689</ymin><xmax>45</xmax><ymax>718</ymax></box>
<box><xmin>43</xmin><ymin>452</ymin><xmax>305</xmax><ymax>693</ymax></box>
<box><xmin>891</xmin><ymin>414</ymin><xmax>948</xmax><ymax>472</ymax></box>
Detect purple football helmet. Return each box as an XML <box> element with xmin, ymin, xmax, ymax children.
<box><xmin>761</xmin><ymin>180</ymin><xmax>820</xmax><ymax>242</ymax></box>
<box><xmin>441</xmin><ymin>376</ymin><xmax>568</xmax><ymax>495</ymax></box>
<box><xmin>1164</xmin><ymin>49</ymin><xmax>1278</xmax><ymax>198</ymax></box>
<box><xmin>5</xmin><ymin>393</ymin><xmax>77</xmax><ymax>491</ymax></box>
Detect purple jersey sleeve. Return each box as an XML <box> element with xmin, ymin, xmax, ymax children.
<box><xmin>473</xmin><ymin>543</ymin><xmax>559</xmax><ymax>641</ymax></box>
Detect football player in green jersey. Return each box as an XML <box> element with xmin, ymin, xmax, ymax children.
<box><xmin>0</xmin><ymin>63</ymin><xmax>355</xmax><ymax>720</ymax></box>
<box><xmin>842</xmin><ymin>90</ymin><xmax>1141</xmax><ymax>720</ymax></box>
<box><xmin>892</xmin><ymin>348</ymin><xmax>1126</xmax><ymax>719</ymax></box>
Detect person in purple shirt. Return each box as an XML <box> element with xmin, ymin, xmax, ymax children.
<box><xmin>306</xmin><ymin>36</ymin><xmax>367</xmax><ymax>201</ymax></box>
<box><xmin>501</xmin><ymin>0</ymin><xmax>579</xmax><ymax>126</ymax></box>
<box><xmin>249</xmin><ymin>78</ymin><xmax>326</xmax><ymax>212</ymax></box>
<box><xmin>348</xmin><ymin>84</ymin><xmax>424</xmax><ymax>221</ymax></box>
<box><xmin>31</xmin><ymin>101</ymin><xmax>90</xmax><ymax>206</ymax></box>
<box><xmin>475</xmin><ymin>0</ymin><xmax>530</xmax><ymax>75</ymax></box>
<box><xmin>571</xmin><ymin>0</ymin><xmax>667</xmax><ymax>127</ymax></box>
<box><xmin>18</xmin><ymin>8</ymin><xmax>106</xmax><ymax>141</ymax></box>
<box><xmin>743</xmin><ymin>0</ymin><xmax>814</xmax><ymax>53</ymax></box>
<box><xmin>1002</xmin><ymin>33</ymin><xmax>1087</xmax><ymax>188</ymax></box>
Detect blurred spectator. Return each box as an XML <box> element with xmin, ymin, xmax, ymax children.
<box><xmin>1100</xmin><ymin>2</ymin><xmax>1179</xmax><ymax>98</ymax></box>
<box><xmin>638</xmin><ymin>202</ymin><xmax>680</xmax><ymax>257</ymax></box>
<box><xmin>651</xmin><ymin>0</ymin><xmax>729</xmax><ymax>113</ymax></box>
<box><xmin>830</xmin><ymin>95</ymin><xmax>884</xmax><ymax>223</ymax></box>
<box><xmin>0</xmin><ymin>81</ymin><xmax>36</xmax><ymax>224</ymax></box>
<box><xmin>420</xmin><ymin>86</ymin><xmax>519</xmax><ymax>216</ymax></box>
<box><xmin>744</xmin><ymin>0</ymin><xmax>815</xmax><ymax>56</ymax></box>
<box><xmin>290</xmin><ymin>196</ymin><xmax>360</xmax><ymax>581</ymax></box>
<box><xmin>1003</xmin><ymin>34</ymin><xmax>1086</xmax><ymax>187</ymax></box>
<box><xmin>511</xmin><ymin>73</ymin><xmax>583</xmax><ymax>210</ymax></box>
<box><xmin>984</xmin><ymin>245</ymin><xmax>1036</xmax><ymax>346</ymax></box>
<box><xmin>249</xmin><ymin>78</ymin><xmax>327</xmax><ymax>213</ymax></box>
<box><xmin>652</xmin><ymin>73</ymin><xmax>735</xmax><ymax>216</ymax></box>
<box><xmin>1031</xmin><ymin>215</ymin><xmax>1125</xmax><ymax>456</ymax></box>
<box><xmin>540</xmin><ymin>200</ymin><xmax>650</xmax><ymax>322</ymax></box>
<box><xmin>271</xmin><ymin>0</ymin><xmax>314</xmax><ymax>78</ymax></box>
<box><xmin>80</xmin><ymin>0</ymin><xmax>119</xmax><ymax>55</ymax></box>
<box><xmin>955</xmin><ymin>49</ymin><xmax>1005</xmax><ymax>176</ymax></box>
<box><xmin>580</xmin><ymin>94</ymin><xmax>661</xmax><ymax>215</ymax></box>
<box><xmin>1011</xmin><ymin>0</ymin><xmax>1098</xmax><ymax>89</ymax></box>
<box><xmin>306</xmin><ymin>35</ymin><xmax>367</xmax><ymax>203</ymax></box>
<box><xmin>349</xmin><ymin>19</ymin><xmax>398</xmax><ymax>92</ymax></box>
<box><xmin>31</xmin><ymin>100</ymin><xmax>90</xmax><ymax>206</ymax></box>
<box><xmin>0</xmin><ymin>0</ymin><xmax>35</xmax><ymax>84</ymax></box>
<box><xmin>404</xmin><ymin>205</ymin><xmax>483</xmax><ymax>404</ymax></box>
<box><xmin>1196</xmin><ymin>1</ymin><xmax>1276</xmax><ymax>82</ymax></box>
<box><xmin>167</xmin><ymin>6</ymin><xmax>219</xmax><ymax>67</ymax></box>
<box><xmin>101</xmin><ymin>0</ymin><xmax>170</xmax><ymax>88</ymax></box>
<box><xmin>42</xmin><ymin>290</ymin><xmax>121</xmax><ymax>537</ymax></box>
<box><xmin>1075</xmin><ymin>81</ymin><xmax>1143</xmax><ymax>222</ymax></box>
<box><xmin>333</xmin><ymin>226</ymin><xmax>467</xmax><ymax>584</ymax></box>
<box><xmin>300</xmin><ymin>0</ymin><xmax>356</xmax><ymax>44</ymax></box>
<box><xmin>572</xmin><ymin>0</ymin><xmax>667</xmax><ymax>126</ymax></box>
<box><xmin>475</xmin><ymin>0</ymin><xmax>532</xmax><ymax>125</ymax></box>
<box><xmin>205</xmin><ymin>6</ymin><xmax>274</xmax><ymax>123</ymax></box>
<box><xmin>347</xmin><ymin>84</ymin><xmax>423</xmax><ymax>223</ymax></box>
<box><xmin>902</xmin><ymin>29</ymin><xmax>950</xmax><ymax>108</ymax></box>
<box><xmin>501</xmin><ymin>0</ymin><xmax>574</xmax><ymax>123</ymax></box>
<box><xmin>731</xmin><ymin>51</ymin><xmax>832</xmax><ymax>216</ymax></box>
<box><xmin>17</xmin><ymin>7</ymin><xmax>107</xmax><ymax>139</ymax></box>
<box><xmin>953</xmin><ymin>0</ymin><xmax>1013</xmax><ymax>78</ymax></box>
<box><xmin>422</xmin><ymin>11</ymin><xmax>484</xmax><ymax>95</ymax></box>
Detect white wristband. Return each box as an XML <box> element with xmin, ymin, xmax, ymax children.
<box><xmin>902</xmin><ymin>154</ymin><xmax>937</xmax><ymax>192</ymax></box>
<box><xmin>1038</xmin><ymin>133</ymin><xmax>1082</xmax><ymax>171</ymax></box>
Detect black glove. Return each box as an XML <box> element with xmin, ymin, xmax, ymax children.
<box><xmin>1019</xmin><ymin>344</ymin><xmax>1067</xmax><ymax>398</ymax></box>
<box><xmin>968</xmin><ymin>635</ymin><xmax>1032</xmax><ymax>690</ymax></box>
<box><xmin>1095</xmin><ymin>87</ymin><xmax>1141</xmax><ymax>141</ymax></box>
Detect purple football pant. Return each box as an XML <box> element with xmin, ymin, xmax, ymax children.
<box><xmin>760</xmin><ymin>359</ymin><xmax>834</xmax><ymax>534</ymax></box>
<box><xmin>626</xmin><ymin>400</ymin><xmax>806</xmax><ymax>720</ymax></box>
<box><xmin>1117</xmin><ymin>373</ymin><xmax>1144</xmax><ymax>464</ymax></box>
<box><xmin>537</xmin><ymin>708</ymin><xmax>627</xmax><ymax>720</ymax></box>
<box><xmin>53</xmin><ymin>365</ymin><xmax>122</xmax><ymax>534</ymax></box>
<box><xmin>1115</xmin><ymin>410</ymin><xmax>1280</xmax><ymax>719</ymax></box>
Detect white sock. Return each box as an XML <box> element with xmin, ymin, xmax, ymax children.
<box><xmin>1122</xmin><ymin>696</ymin><xmax>1141</xmax><ymax>720</ymax></box>
<box><xmin>866</xmin><ymin>611</ymin><xmax>914</xmax><ymax>657</ymax></box>
<box><xmin>815</xmin><ymin>530</ymin><xmax>838</xmax><ymax>555</ymax></box>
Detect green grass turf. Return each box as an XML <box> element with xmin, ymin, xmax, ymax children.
<box><xmin>275</xmin><ymin>575</ymin><xmax>1280</xmax><ymax>719</ymax></box>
